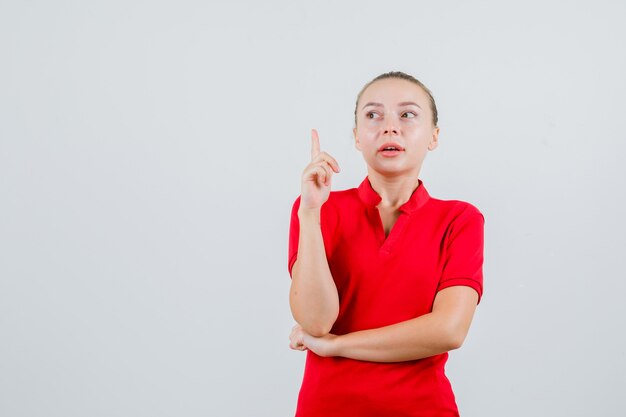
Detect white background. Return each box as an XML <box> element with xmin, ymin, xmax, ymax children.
<box><xmin>1</xmin><ymin>1</ymin><xmax>625</xmax><ymax>416</ymax></box>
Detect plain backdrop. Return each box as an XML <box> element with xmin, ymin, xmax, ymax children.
<box><xmin>1</xmin><ymin>1</ymin><xmax>625</xmax><ymax>416</ymax></box>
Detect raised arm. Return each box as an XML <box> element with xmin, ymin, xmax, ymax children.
<box><xmin>289</xmin><ymin>129</ymin><xmax>341</xmax><ymax>337</ymax></box>
<box><xmin>290</xmin><ymin>286</ymin><xmax>479</xmax><ymax>362</ymax></box>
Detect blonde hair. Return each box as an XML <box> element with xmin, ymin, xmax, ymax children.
<box><xmin>354</xmin><ymin>71</ymin><xmax>438</xmax><ymax>127</ymax></box>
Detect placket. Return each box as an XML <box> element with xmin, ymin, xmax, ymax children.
<box><xmin>367</xmin><ymin>207</ymin><xmax>410</xmax><ymax>256</ymax></box>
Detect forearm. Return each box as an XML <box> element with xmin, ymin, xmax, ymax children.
<box><xmin>289</xmin><ymin>208</ymin><xmax>339</xmax><ymax>336</ymax></box>
<box><xmin>333</xmin><ymin>312</ymin><xmax>463</xmax><ymax>363</ymax></box>
<box><xmin>330</xmin><ymin>287</ymin><xmax>477</xmax><ymax>362</ymax></box>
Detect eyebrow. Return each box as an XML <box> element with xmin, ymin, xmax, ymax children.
<box><xmin>361</xmin><ymin>101</ymin><xmax>422</xmax><ymax>110</ymax></box>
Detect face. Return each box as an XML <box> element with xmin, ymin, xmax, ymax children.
<box><xmin>353</xmin><ymin>78</ymin><xmax>439</xmax><ymax>177</ymax></box>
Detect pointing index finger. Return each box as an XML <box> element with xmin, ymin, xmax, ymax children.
<box><xmin>311</xmin><ymin>129</ymin><xmax>320</xmax><ymax>160</ymax></box>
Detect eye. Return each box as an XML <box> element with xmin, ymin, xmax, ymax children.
<box><xmin>402</xmin><ymin>111</ymin><xmax>416</xmax><ymax>119</ymax></box>
<box><xmin>366</xmin><ymin>111</ymin><xmax>380</xmax><ymax>119</ymax></box>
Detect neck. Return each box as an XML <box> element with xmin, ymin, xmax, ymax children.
<box><xmin>366</xmin><ymin>169</ymin><xmax>422</xmax><ymax>209</ymax></box>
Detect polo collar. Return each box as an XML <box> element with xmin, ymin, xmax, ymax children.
<box><xmin>357</xmin><ymin>176</ymin><xmax>430</xmax><ymax>214</ymax></box>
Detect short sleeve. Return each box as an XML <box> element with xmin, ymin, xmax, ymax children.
<box><xmin>287</xmin><ymin>196</ymin><xmax>301</xmax><ymax>278</ymax></box>
<box><xmin>438</xmin><ymin>206</ymin><xmax>485</xmax><ymax>304</ymax></box>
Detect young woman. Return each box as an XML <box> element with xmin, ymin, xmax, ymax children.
<box><xmin>287</xmin><ymin>71</ymin><xmax>485</xmax><ymax>417</ymax></box>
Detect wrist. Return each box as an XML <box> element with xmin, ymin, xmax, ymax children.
<box><xmin>303</xmin><ymin>332</ymin><xmax>342</xmax><ymax>358</ymax></box>
<box><xmin>329</xmin><ymin>334</ymin><xmax>342</xmax><ymax>357</ymax></box>
<box><xmin>298</xmin><ymin>207</ymin><xmax>321</xmax><ymax>221</ymax></box>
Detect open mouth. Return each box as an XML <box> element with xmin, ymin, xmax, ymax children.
<box><xmin>378</xmin><ymin>142</ymin><xmax>405</xmax><ymax>153</ymax></box>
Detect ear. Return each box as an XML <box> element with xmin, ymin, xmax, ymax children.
<box><xmin>353</xmin><ymin>127</ymin><xmax>362</xmax><ymax>151</ymax></box>
<box><xmin>428</xmin><ymin>126</ymin><xmax>440</xmax><ymax>151</ymax></box>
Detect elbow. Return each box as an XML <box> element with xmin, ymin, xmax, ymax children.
<box><xmin>305</xmin><ymin>323</ymin><xmax>334</xmax><ymax>337</ymax></box>
<box><xmin>289</xmin><ymin>286</ymin><xmax>339</xmax><ymax>337</ymax></box>
<box><xmin>290</xmin><ymin>315</ymin><xmax>335</xmax><ymax>337</ymax></box>
<box><xmin>442</xmin><ymin>324</ymin><xmax>469</xmax><ymax>351</ymax></box>
<box><xmin>293</xmin><ymin>310</ymin><xmax>338</xmax><ymax>337</ymax></box>
<box><xmin>447</xmin><ymin>333</ymin><xmax>465</xmax><ymax>351</ymax></box>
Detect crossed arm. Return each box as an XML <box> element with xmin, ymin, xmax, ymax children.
<box><xmin>289</xmin><ymin>207</ymin><xmax>480</xmax><ymax>362</ymax></box>
<box><xmin>289</xmin><ymin>285</ymin><xmax>479</xmax><ymax>363</ymax></box>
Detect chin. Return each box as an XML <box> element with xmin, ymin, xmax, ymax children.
<box><xmin>371</xmin><ymin>166</ymin><xmax>409</xmax><ymax>177</ymax></box>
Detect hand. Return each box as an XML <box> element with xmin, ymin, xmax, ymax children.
<box><xmin>289</xmin><ymin>323</ymin><xmax>339</xmax><ymax>357</ymax></box>
<box><xmin>299</xmin><ymin>129</ymin><xmax>341</xmax><ymax>211</ymax></box>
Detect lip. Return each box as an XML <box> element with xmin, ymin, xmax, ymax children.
<box><xmin>378</xmin><ymin>142</ymin><xmax>405</xmax><ymax>152</ymax></box>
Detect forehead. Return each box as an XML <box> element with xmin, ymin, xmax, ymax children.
<box><xmin>359</xmin><ymin>78</ymin><xmax>429</xmax><ymax>107</ymax></box>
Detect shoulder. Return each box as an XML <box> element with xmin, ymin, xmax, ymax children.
<box><xmin>426</xmin><ymin>194</ymin><xmax>485</xmax><ymax>224</ymax></box>
<box><xmin>424</xmin><ymin>195</ymin><xmax>484</xmax><ymax>249</ymax></box>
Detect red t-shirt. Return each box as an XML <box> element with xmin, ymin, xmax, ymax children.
<box><xmin>288</xmin><ymin>176</ymin><xmax>484</xmax><ymax>417</ymax></box>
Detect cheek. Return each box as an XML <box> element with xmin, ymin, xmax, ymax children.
<box><xmin>355</xmin><ymin>126</ymin><xmax>375</xmax><ymax>142</ymax></box>
<box><xmin>403</xmin><ymin>121</ymin><xmax>422</xmax><ymax>132</ymax></box>
<box><xmin>361</xmin><ymin>124</ymin><xmax>380</xmax><ymax>138</ymax></box>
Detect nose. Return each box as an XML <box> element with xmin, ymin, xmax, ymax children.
<box><xmin>383</xmin><ymin>117</ymin><xmax>398</xmax><ymax>135</ymax></box>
